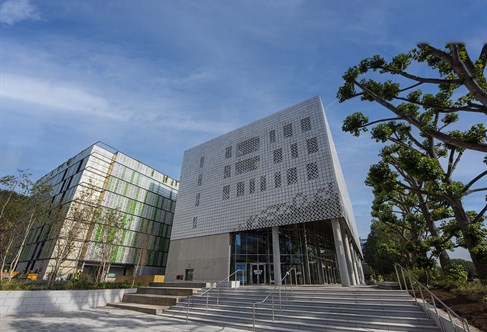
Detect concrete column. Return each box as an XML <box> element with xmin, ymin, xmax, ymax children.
<box><xmin>341</xmin><ymin>231</ymin><xmax>357</xmax><ymax>285</ymax></box>
<box><xmin>355</xmin><ymin>253</ymin><xmax>365</xmax><ymax>284</ymax></box>
<box><xmin>331</xmin><ymin>219</ymin><xmax>350</xmax><ymax>287</ymax></box>
<box><xmin>350</xmin><ymin>247</ymin><xmax>360</xmax><ymax>285</ymax></box>
<box><xmin>272</xmin><ymin>226</ymin><xmax>282</xmax><ymax>285</ymax></box>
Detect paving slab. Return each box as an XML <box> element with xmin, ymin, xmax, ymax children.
<box><xmin>0</xmin><ymin>306</ymin><xmax>247</xmax><ymax>332</ymax></box>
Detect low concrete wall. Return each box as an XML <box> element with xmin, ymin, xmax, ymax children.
<box><xmin>115</xmin><ymin>274</ymin><xmax>165</xmax><ymax>285</ymax></box>
<box><xmin>0</xmin><ymin>288</ymin><xmax>136</xmax><ymax>316</ymax></box>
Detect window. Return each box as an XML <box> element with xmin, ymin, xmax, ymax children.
<box><xmin>224</xmin><ymin>165</ymin><xmax>231</xmax><ymax>179</ymax></box>
<box><xmin>192</xmin><ymin>217</ymin><xmax>198</xmax><ymax>228</ymax></box>
<box><xmin>283</xmin><ymin>123</ymin><xmax>293</xmax><ymax>138</ymax></box>
<box><xmin>223</xmin><ymin>185</ymin><xmax>230</xmax><ymax>200</ymax></box>
<box><xmin>195</xmin><ymin>193</ymin><xmax>200</xmax><ymax>207</ymax></box>
<box><xmin>249</xmin><ymin>178</ymin><xmax>255</xmax><ymax>194</ymax></box>
<box><xmin>260</xmin><ymin>176</ymin><xmax>267</xmax><ymax>191</ymax></box>
<box><xmin>306</xmin><ymin>137</ymin><xmax>318</xmax><ymax>154</ymax></box>
<box><xmin>274</xmin><ymin>172</ymin><xmax>281</xmax><ymax>188</ymax></box>
<box><xmin>306</xmin><ymin>162</ymin><xmax>319</xmax><ymax>180</ymax></box>
<box><xmin>199</xmin><ymin>156</ymin><xmax>205</xmax><ymax>168</ymax></box>
<box><xmin>225</xmin><ymin>146</ymin><xmax>232</xmax><ymax>159</ymax></box>
<box><xmin>270</xmin><ymin>130</ymin><xmax>276</xmax><ymax>143</ymax></box>
<box><xmin>287</xmin><ymin>167</ymin><xmax>297</xmax><ymax>185</ymax></box>
<box><xmin>197</xmin><ymin>174</ymin><xmax>203</xmax><ymax>186</ymax></box>
<box><xmin>301</xmin><ymin>117</ymin><xmax>311</xmax><ymax>132</ymax></box>
<box><xmin>291</xmin><ymin>143</ymin><xmax>298</xmax><ymax>159</ymax></box>
<box><xmin>273</xmin><ymin>148</ymin><xmax>283</xmax><ymax>164</ymax></box>
<box><xmin>236</xmin><ymin>136</ymin><xmax>260</xmax><ymax>157</ymax></box>
<box><xmin>235</xmin><ymin>156</ymin><xmax>260</xmax><ymax>175</ymax></box>
<box><xmin>237</xmin><ymin>181</ymin><xmax>244</xmax><ymax>197</ymax></box>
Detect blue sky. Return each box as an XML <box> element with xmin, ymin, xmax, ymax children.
<box><xmin>1</xmin><ymin>0</ymin><xmax>486</xmax><ymax>258</ymax></box>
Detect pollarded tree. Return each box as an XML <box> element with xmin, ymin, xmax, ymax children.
<box><xmin>338</xmin><ymin>43</ymin><xmax>487</xmax><ymax>152</ymax></box>
<box><xmin>337</xmin><ymin>44</ymin><xmax>487</xmax><ymax>280</ymax></box>
<box><xmin>366</xmin><ymin>146</ymin><xmax>457</xmax><ymax>269</ymax></box>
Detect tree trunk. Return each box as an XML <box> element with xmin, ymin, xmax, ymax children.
<box><xmin>451</xmin><ymin>201</ymin><xmax>487</xmax><ymax>281</ymax></box>
<box><xmin>8</xmin><ymin>212</ymin><xmax>36</xmax><ymax>281</ymax></box>
<box><xmin>417</xmin><ymin>194</ymin><xmax>451</xmax><ymax>269</ymax></box>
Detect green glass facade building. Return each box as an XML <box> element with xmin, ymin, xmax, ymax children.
<box><xmin>17</xmin><ymin>142</ymin><xmax>178</xmax><ymax>279</ymax></box>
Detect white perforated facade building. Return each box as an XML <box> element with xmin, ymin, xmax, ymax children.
<box><xmin>166</xmin><ymin>97</ymin><xmax>363</xmax><ymax>286</ymax></box>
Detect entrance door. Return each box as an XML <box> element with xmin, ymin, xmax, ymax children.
<box><xmin>251</xmin><ymin>263</ymin><xmax>266</xmax><ymax>284</ymax></box>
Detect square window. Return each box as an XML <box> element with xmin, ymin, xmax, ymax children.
<box><xmin>306</xmin><ymin>162</ymin><xmax>319</xmax><ymax>180</ymax></box>
<box><xmin>287</xmin><ymin>167</ymin><xmax>297</xmax><ymax>185</ymax></box>
<box><xmin>225</xmin><ymin>146</ymin><xmax>232</xmax><ymax>159</ymax></box>
<box><xmin>224</xmin><ymin>165</ymin><xmax>231</xmax><ymax>179</ymax></box>
<box><xmin>283</xmin><ymin>123</ymin><xmax>293</xmax><ymax>138</ymax></box>
<box><xmin>260</xmin><ymin>176</ymin><xmax>266</xmax><ymax>191</ymax></box>
<box><xmin>306</xmin><ymin>137</ymin><xmax>318</xmax><ymax>154</ymax></box>
<box><xmin>223</xmin><ymin>185</ymin><xmax>230</xmax><ymax>200</ymax></box>
<box><xmin>291</xmin><ymin>143</ymin><xmax>298</xmax><ymax>159</ymax></box>
<box><xmin>274</xmin><ymin>171</ymin><xmax>281</xmax><ymax>188</ymax></box>
<box><xmin>273</xmin><ymin>148</ymin><xmax>283</xmax><ymax>164</ymax></box>
<box><xmin>270</xmin><ymin>130</ymin><xmax>276</xmax><ymax>143</ymax></box>
<box><xmin>249</xmin><ymin>178</ymin><xmax>255</xmax><ymax>194</ymax></box>
<box><xmin>301</xmin><ymin>117</ymin><xmax>311</xmax><ymax>132</ymax></box>
<box><xmin>237</xmin><ymin>181</ymin><xmax>244</xmax><ymax>197</ymax></box>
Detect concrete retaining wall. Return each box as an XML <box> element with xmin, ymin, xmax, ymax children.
<box><xmin>0</xmin><ymin>288</ymin><xmax>137</xmax><ymax>316</ymax></box>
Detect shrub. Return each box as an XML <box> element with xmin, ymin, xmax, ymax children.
<box><xmin>436</xmin><ymin>263</ymin><xmax>468</xmax><ymax>289</ymax></box>
<box><xmin>452</xmin><ymin>279</ymin><xmax>487</xmax><ymax>296</ymax></box>
<box><xmin>407</xmin><ymin>267</ymin><xmax>441</xmax><ymax>286</ymax></box>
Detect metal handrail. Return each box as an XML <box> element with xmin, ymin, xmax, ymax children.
<box><xmin>394</xmin><ymin>264</ymin><xmax>470</xmax><ymax>332</ymax></box>
<box><xmin>186</xmin><ymin>269</ymin><xmax>244</xmax><ymax>322</ymax></box>
<box><xmin>252</xmin><ymin>267</ymin><xmax>296</xmax><ymax>331</ymax></box>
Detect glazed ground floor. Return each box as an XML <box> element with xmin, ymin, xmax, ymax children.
<box><xmin>166</xmin><ymin>218</ymin><xmax>364</xmax><ymax>286</ymax></box>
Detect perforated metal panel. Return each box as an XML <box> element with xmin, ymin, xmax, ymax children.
<box><xmin>171</xmin><ymin>97</ymin><xmax>360</xmax><ymax>250</ymax></box>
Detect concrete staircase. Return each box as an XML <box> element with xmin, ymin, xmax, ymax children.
<box><xmin>161</xmin><ymin>285</ymin><xmax>441</xmax><ymax>331</ymax></box>
<box><xmin>109</xmin><ymin>282</ymin><xmax>207</xmax><ymax>315</ymax></box>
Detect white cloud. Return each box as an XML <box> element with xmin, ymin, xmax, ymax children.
<box><xmin>0</xmin><ymin>74</ymin><xmax>122</xmax><ymax>119</ymax></box>
<box><xmin>0</xmin><ymin>0</ymin><xmax>40</xmax><ymax>25</ymax></box>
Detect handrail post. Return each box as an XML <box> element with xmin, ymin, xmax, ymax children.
<box><xmin>186</xmin><ymin>296</ymin><xmax>190</xmax><ymax>323</ymax></box>
<box><xmin>252</xmin><ymin>302</ymin><xmax>256</xmax><ymax>332</ymax></box>
<box><xmin>408</xmin><ymin>273</ymin><xmax>417</xmax><ymax>302</ymax></box>
<box><xmin>272</xmin><ymin>292</ymin><xmax>275</xmax><ymax>321</ymax></box>
<box><xmin>431</xmin><ymin>293</ymin><xmax>445</xmax><ymax>332</ymax></box>
<box><xmin>446</xmin><ymin>308</ymin><xmax>454</xmax><ymax>332</ymax></box>
<box><xmin>279</xmin><ymin>285</ymin><xmax>282</xmax><ymax>310</ymax></box>
<box><xmin>285</xmin><ymin>274</ymin><xmax>288</xmax><ymax>303</ymax></box>
<box><xmin>206</xmin><ymin>290</ymin><xmax>209</xmax><ymax>314</ymax></box>
<box><xmin>394</xmin><ymin>264</ymin><xmax>402</xmax><ymax>291</ymax></box>
<box><xmin>418</xmin><ymin>283</ymin><xmax>428</xmax><ymax>318</ymax></box>
<box><xmin>401</xmin><ymin>267</ymin><xmax>409</xmax><ymax>293</ymax></box>
<box><xmin>217</xmin><ymin>284</ymin><xmax>220</xmax><ymax>306</ymax></box>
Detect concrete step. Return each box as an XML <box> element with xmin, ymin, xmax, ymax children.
<box><xmin>161</xmin><ymin>309</ymin><xmax>440</xmax><ymax>332</ymax></box>
<box><xmin>149</xmin><ymin>282</ymin><xmax>209</xmax><ymax>288</ymax></box>
<box><xmin>170</xmin><ymin>302</ymin><xmax>430</xmax><ymax>323</ymax></box>
<box><xmin>108</xmin><ymin>302</ymin><xmax>169</xmax><ymax>315</ymax></box>
<box><xmin>122</xmin><ymin>293</ymin><xmax>185</xmax><ymax>306</ymax></box>
<box><xmin>136</xmin><ymin>286</ymin><xmax>195</xmax><ymax>296</ymax></box>
<box><xmin>186</xmin><ymin>295</ymin><xmax>421</xmax><ymax>311</ymax></box>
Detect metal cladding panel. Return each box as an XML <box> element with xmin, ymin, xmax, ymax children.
<box><xmin>172</xmin><ymin>97</ymin><xmax>358</xmax><ymax>249</ymax></box>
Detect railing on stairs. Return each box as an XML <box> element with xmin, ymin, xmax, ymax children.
<box><xmin>252</xmin><ymin>267</ymin><xmax>297</xmax><ymax>332</ymax></box>
<box><xmin>186</xmin><ymin>269</ymin><xmax>244</xmax><ymax>322</ymax></box>
<box><xmin>394</xmin><ymin>263</ymin><xmax>470</xmax><ymax>332</ymax></box>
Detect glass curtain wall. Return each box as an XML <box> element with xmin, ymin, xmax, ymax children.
<box><xmin>230</xmin><ymin>220</ymin><xmax>340</xmax><ymax>285</ymax></box>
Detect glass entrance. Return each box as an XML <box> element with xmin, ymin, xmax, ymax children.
<box><xmin>250</xmin><ymin>263</ymin><xmax>266</xmax><ymax>284</ymax></box>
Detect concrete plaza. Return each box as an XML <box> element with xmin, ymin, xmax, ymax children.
<box><xmin>0</xmin><ymin>306</ymin><xmax>246</xmax><ymax>332</ymax></box>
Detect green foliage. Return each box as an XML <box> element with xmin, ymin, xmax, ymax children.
<box><xmin>0</xmin><ymin>279</ymin><xmax>137</xmax><ymax>290</ymax></box>
<box><xmin>436</xmin><ymin>263</ymin><xmax>469</xmax><ymax>289</ymax></box>
<box><xmin>452</xmin><ymin>279</ymin><xmax>487</xmax><ymax>296</ymax></box>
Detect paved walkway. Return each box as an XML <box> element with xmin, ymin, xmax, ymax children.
<box><xmin>0</xmin><ymin>307</ymin><xmax>247</xmax><ymax>332</ymax></box>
